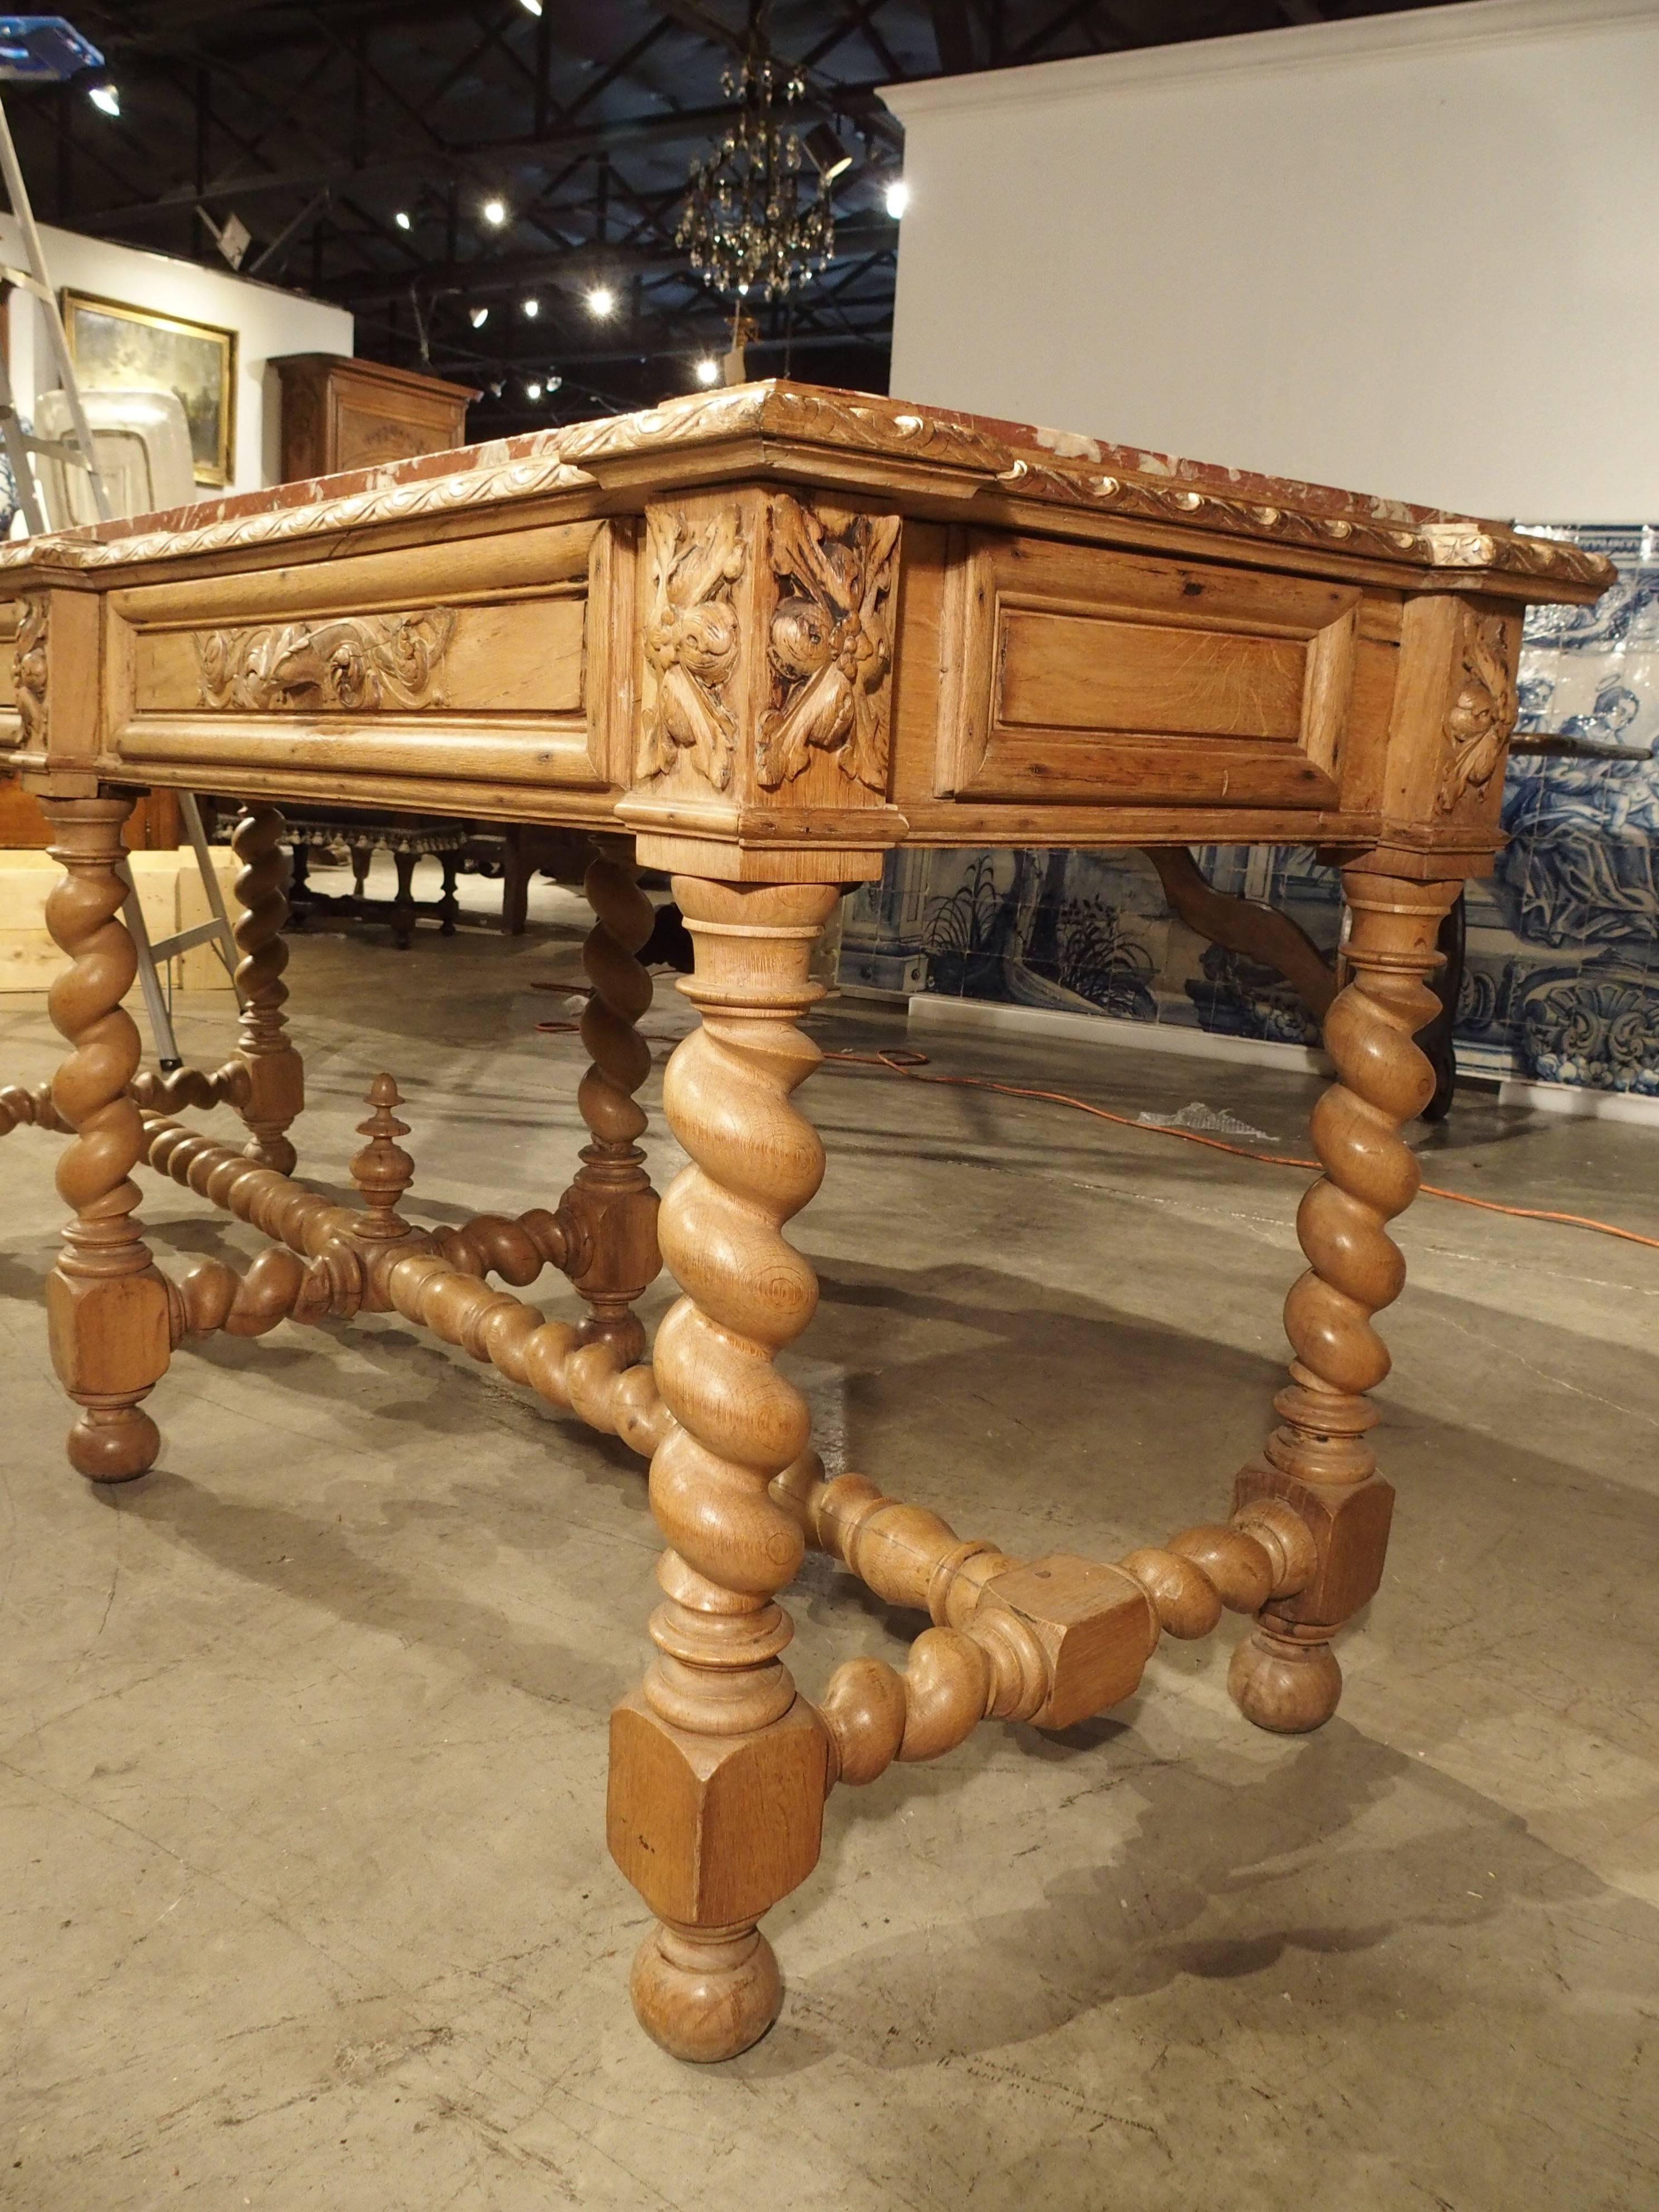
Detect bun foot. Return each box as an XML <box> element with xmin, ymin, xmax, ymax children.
<box><xmin>629</xmin><ymin>1921</ymin><xmax>782</xmax><ymax>2063</ymax></box>
<box><xmin>1229</xmin><ymin>1621</ymin><xmax>1342</xmax><ymax>1734</ymax></box>
<box><xmin>68</xmin><ymin>1403</ymin><xmax>159</xmax><ymax>1484</ymax></box>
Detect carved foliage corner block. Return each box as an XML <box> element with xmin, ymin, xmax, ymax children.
<box><xmin>1436</xmin><ymin>607</ymin><xmax>1519</xmax><ymax>816</ymax></box>
<box><xmin>758</xmin><ymin>498</ymin><xmax>900</xmax><ymax>796</ymax></box>
<box><xmin>196</xmin><ymin>607</ymin><xmax>457</xmax><ymax>714</ymax></box>
<box><xmin>638</xmin><ymin>503</ymin><xmax>745</xmax><ymax>790</ymax></box>
<box><xmin>634</xmin><ymin>488</ymin><xmax>901</xmax><ymax>809</ymax></box>
<box><xmin>15</xmin><ymin>593</ymin><xmax>46</xmax><ymax>750</ymax></box>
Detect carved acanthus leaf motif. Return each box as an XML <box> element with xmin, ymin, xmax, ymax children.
<box><xmin>196</xmin><ymin>607</ymin><xmax>457</xmax><ymax>712</ymax></box>
<box><xmin>2</xmin><ymin>452</ymin><xmax>596</xmax><ymax>572</ymax></box>
<box><xmin>756</xmin><ymin>500</ymin><xmax>899</xmax><ymax>794</ymax></box>
<box><xmin>637</xmin><ymin>506</ymin><xmax>745</xmax><ymax>790</ymax></box>
<box><xmin>0</xmin><ymin>384</ymin><xmax>1604</xmax><ymax>594</ymax></box>
<box><xmin>13</xmin><ymin>594</ymin><xmax>46</xmax><ymax>751</ymax></box>
<box><xmin>1437</xmin><ymin>613</ymin><xmax>1516</xmax><ymax>814</ymax></box>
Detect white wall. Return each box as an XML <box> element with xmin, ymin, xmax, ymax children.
<box><xmin>2</xmin><ymin>216</ymin><xmax>352</xmax><ymax>496</ymax></box>
<box><xmin>884</xmin><ymin>0</ymin><xmax>1659</xmax><ymax>519</ymax></box>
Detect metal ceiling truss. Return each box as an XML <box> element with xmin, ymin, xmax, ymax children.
<box><xmin>6</xmin><ymin>0</ymin><xmax>1451</xmax><ymax>434</ymax></box>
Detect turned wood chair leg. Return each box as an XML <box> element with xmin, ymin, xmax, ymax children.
<box><xmin>438</xmin><ymin>852</ymin><xmax>460</xmax><ymax>937</ymax></box>
<box><xmin>390</xmin><ymin>850</ymin><xmax>418</xmax><ymax>949</ymax></box>
<box><xmin>1229</xmin><ymin>867</ymin><xmax>1461</xmax><ymax>1733</ymax></box>
<box><xmin>500</xmin><ymin>823</ymin><xmax>530</xmax><ymax>937</ymax></box>
<box><xmin>288</xmin><ymin>840</ymin><xmax>313</xmax><ymax>928</ymax></box>
<box><xmin>40</xmin><ymin>796</ymin><xmax>171</xmax><ymax>1482</ymax></box>
<box><xmin>230</xmin><ymin>805</ymin><xmax>304</xmax><ymax>1176</ymax></box>
<box><xmin>559</xmin><ymin>847</ymin><xmax>662</xmax><ymax>1367</ymax></box>
<box><xmin>607</xmin><ymin>875</ymin><xmax>839</xmax><ymax>2063</ymax></box>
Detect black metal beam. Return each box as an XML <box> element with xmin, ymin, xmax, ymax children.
<box><xmin>69</xmin><ymin>91</ymin><xmax>881</xmax><ymax>230</ymax></box>
<box><xmin>648</xmin><ymin>1</ymin><xmax>905</xmax><ymax>145</ymax></box>
<box><xmin>315</xmin><ymin>216</ymin><xmax>899</xmax><ymax>310</ymax></box>
<box><xmin>928</xmin><ymin>0</ymin><xmax>977</xmax><ymax>72</ymax></box>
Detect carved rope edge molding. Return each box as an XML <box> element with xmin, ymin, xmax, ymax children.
<box><xmin>196</xmin><ymin>606</ymin><xmax>458</xmax><ymax>714</ymax></box>
<box><xmin>0</xmin><ymin>453</ymin><xmax>598</xmax><ymax>574</ymax></box>
<box><xmin>0</xmin><ymin>385</ymin><xmax>1603</xmax><ymax>588</ymax></box>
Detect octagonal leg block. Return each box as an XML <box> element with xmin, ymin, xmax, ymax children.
<box><xmin>46</xmin><ymin>1267</ymin><xmax>170</xmax><ymax>1482</ymax></box>
<box><xmin>608</xmin><ymin>1692</ymin><xmax>828</xmax><ymax>2062</ymax></box>
<box><xmin>1228</xmin><ymin>1461</ymin><xmax>1395</xmax><ymax>1734</ymax></box>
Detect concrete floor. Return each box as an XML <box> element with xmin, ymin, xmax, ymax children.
<box><xmin>2</xmin><ymin>865</ymin><xmax>1657</xmax><ymax>2211</ymax></box>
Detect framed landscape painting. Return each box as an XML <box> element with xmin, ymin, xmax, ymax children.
<box><xmin>61</xmin><ymin>290</ymin><xmax>237</xmax><ymax>486</ymax></box>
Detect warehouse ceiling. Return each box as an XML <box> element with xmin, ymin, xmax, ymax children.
<box><xmin>11</xmin><ymin>1</ymin><xmax>1468</xmax><ymax>435</ymax></box>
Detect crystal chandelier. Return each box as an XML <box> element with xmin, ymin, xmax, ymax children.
<box><xmin>677</xmin><ymin>23</ymin><xmax>835</xmax><ymax>303</ymax></box>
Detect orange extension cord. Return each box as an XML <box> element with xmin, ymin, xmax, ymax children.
<box><xmin>820</xmin><ymin>1044</ymin><xmax>1659</xmax><ymax>1255</ymax></box>
<box><xmin>535</xmin><ymin>998</ymin><xmax>1659</xmax><ymax>1256</ymax></box>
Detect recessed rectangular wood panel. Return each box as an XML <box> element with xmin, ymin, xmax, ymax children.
<box><xmin>334</xmin><ymin>400</ymin><xmax>450</xmax><ymax>472</ymax></box>
<box><xmin>0</xmin><ymin>598</ymin><xmax>20</xmax><ymax>753</ymax></box>
<box><xmin>997</xmin><ymin>608</ymin><xmax>1309</xmax><ymax>740</ymax></box>
<box><xmin>937</xmin><ymin>532</ymin><xmax>1360</xmax><ymax>811</ymax></box>
<box><xmin>129</xmin><ymin>594</ymin><xmax>586</xmax><ymax>716</ymax></box>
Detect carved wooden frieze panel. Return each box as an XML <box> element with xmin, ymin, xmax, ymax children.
<box><xmin>758</xmin><ymin>499</ymin><xmax>900</xmax><ymax>795</ymax></box>
<box><xmin>637</xmin><ymin>506</ymin><xmax>745</xmax><ymax>790</ymax></box>
<box><xmin>14</xmin><ymin>594</ymin><xmax>46</xmax><ymax>750</ymax></box>
<box><xmin>934</xmin><ymin>530</ymin><xmax>1353</xmax><ymax>810</ymax></box>
<box><xmin>1436</xmin><ymin>610</ymin><xmax>1517</xmax><ymax>814</ymax></box>
<box><xmin>196</xmin><ymin>608</ymin><xmax>457</xmax><ymax>714</ymax></box>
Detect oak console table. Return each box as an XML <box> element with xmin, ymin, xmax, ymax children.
<box><xmin>0</xmin><ymin>382</ymin><xmax>1608</xmax><ymax>2063</ymax></box>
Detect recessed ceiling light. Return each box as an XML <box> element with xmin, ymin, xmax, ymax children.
<box><xmin>88</xmin><ymin>80</ymin><xmax>120</xmax><ymax>117</ymax></box>
<box><xmin>585</xmin><ymin>284</ymin><xmax>615</xmax><ymax>319</ymax></box>
<box><xmin>526</xmin><ymin>379</ymin><xmax>542</xmax><ymax>400</ymax></box>
<box><xmin>522</xmin><ymin>297</ymin><xmax>539</xmax><ymax>318</ymax></box>
<box><xmin>695</xmin><ymin>357</ymin><xmax>720</xmax><ymax>387</ymax></box>
<box><xmin>469</xmin><ymin>304</ymin><xmax>489</xmax><ymax>328</ymax></box>
<box><xmin>482</xmin><ymin>197</ymin><xmax>507</xmax><ymax>227</ymax></box>
<box><xmin>884</xmin><ymin>177</ymin><xmax>910</xmax><ymax>219</ymax></box>
<box><xmin>394</xmin><ymin>210</ymin><xmax>411</xmax><ymax>231</ymax></box>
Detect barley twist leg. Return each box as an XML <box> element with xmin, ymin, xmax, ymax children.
<box><xmin>559</xmin><ymin>846</ymin><xmax>661</xmax><ymax>1365</ymax></box>
<box><xmin>230</xmin><ymin>805</ymin><xmax>303</xmax><ymax>1175</ymax></box>
<box><xmin>608</xmin><ymin>876</ymin><xmax>838</xmax><ymax>2063</ymax></box>
<box><xmin>1230</xmin><ymin>869</ymin><xmax>1460</xmax><ymax>1732</ymax></box>
<box><xmin>41</xmin><ymin>797</ymin><xmax>171</xmax><ymax>1481</ymax></box>
<box><xmin>0</xmin><ymin>1079</ymin><xmax>65</xmax><ymax>1136</ymax></box>
<box><xmin>168</xmin><ymin>1245</ymin><xmax>342</xmax><ymax>1342</ymax></box>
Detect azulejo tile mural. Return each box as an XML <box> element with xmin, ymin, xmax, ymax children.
<box><xmin>840</xmin><ymin>525</ymin><xmax>1659</xmax><ymax>1098</ymax></box>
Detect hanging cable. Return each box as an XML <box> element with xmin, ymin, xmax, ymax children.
<box><xmin>532</xmin><ymin>996</ymin><xmax>1659</xmax><ymax>1255</ymax></box>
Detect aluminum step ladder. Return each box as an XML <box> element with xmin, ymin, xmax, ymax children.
<box><xmin>0</xmin><ymin>80</ymin><xmax>241</xmax><ymax>1068</ymax></box>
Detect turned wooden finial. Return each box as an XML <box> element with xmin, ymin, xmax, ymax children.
<box><xmin>350</xmin><ymin>1073</ymin><xmax>415</xmax><ymax>1239</ymax></box>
